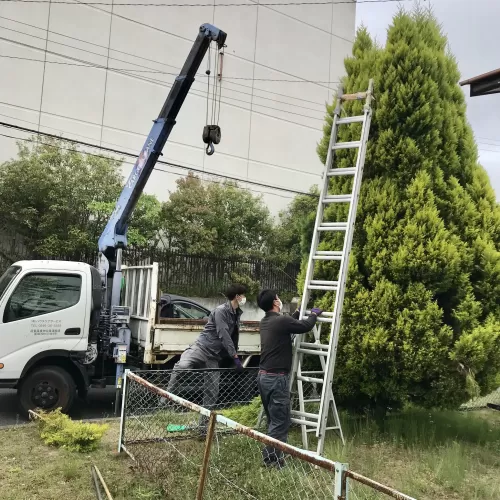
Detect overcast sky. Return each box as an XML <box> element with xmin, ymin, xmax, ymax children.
<box><xmin>356</xmin><ymin>0</ymin><xmax>500</xmax><ymax>198</ymax></box>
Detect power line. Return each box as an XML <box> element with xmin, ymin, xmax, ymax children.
<box><xmin>0</xmin><ymin>0</ymin><xmax>350</xmax><ymax>89</ymax></box>
<box><xmin>0</xmin><ymin>36</ymin><xmax>326</xmax><ymax>126</ymax></box>
<box><xmin>0</xmin><ymin>99</ymin><xmax>321</xmax><ymax>176</ymax></box>
<box><xmin>0</xmin><ymin>0</ymin><xmax>408</xmax><ymax>6</ymax></box>
<box><xmin>0</xmin><ymin>120</ymin><xmax>318</xmax><ymax>198</ymax></box>
<box><xmin>0</xmin><ymin>129</ymin><xmax>299</xmax><ymax>200</ymax></box>
<box><xmin>478</xmin><ymin>148</ymin><xmax>500</xmax><ymax>154</ymax></box>
<box><xmin>0</xmin><ymin>14</ymin><xmax>331</xmax><ymax>108</ymax></box>
<box><xmin>68</xmin><ymin>0</ymin><xmax>339</xmax><ymax>91</ymax></box>
<box><xmin>476</xmin><ymin>136</ymin><xmax>500</xmax><ymax>144</ymax></box>
<box><xmin>0</xmin><ymin>20</ymin><xmax>339</xmax><ymax>85</ymax></box>
<box><xmin>0</xmin><ymin>53</ymin><xmax>327</xmax><ymax>115</ymax></box>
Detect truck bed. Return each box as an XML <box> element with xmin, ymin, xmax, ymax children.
<box><xmin>122</xmin><ymin>264</ymin><xmax>261</xmax><ymax>365</ymax></box>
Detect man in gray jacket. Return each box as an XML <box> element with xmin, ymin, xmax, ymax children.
<box><xmin>167</xmin><ymin>283</ymin><xmax>247</xmax><ymax>430</ymax></box>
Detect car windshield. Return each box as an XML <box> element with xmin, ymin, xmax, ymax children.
<box><xmin>0</xmin><ymin>265</ymin><xmax>21</xmax><ymax>300</ymax></box>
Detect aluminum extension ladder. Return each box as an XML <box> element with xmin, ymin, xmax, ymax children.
<box><xmin>290</xmin><ymin>79</ymin><xmax>374</xmax><ymax>455</ymax></box>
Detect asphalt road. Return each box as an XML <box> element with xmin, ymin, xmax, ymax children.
<box><xmin>0</xmin><ymin>387</ymin><xmax>118</xmax><ymax>426</ymax></box>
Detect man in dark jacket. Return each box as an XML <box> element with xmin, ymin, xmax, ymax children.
<box><xmin>167</xmin><ymin>284</ymin><xmax>247</xmax><ymax>430</ymax></box>
<box><xmin>257</xmin><ymin>289</ymin><xmax>322</xmax><ymax>467</ymax></box>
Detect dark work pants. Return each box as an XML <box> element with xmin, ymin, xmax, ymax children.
<box><xmin>166</xmin><ymin>343</ymin><xmax>220</xmax><ymax>431</ymax></box>
<box><xmin>257</xmin><ymin>372</ymin><xmax>291</xmax><ymax>465</ymax></box>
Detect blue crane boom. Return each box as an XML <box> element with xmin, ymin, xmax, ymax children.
<box><xmin>98</xmin><ymin>23</ymin><xmax>226</xmax><ymax>293</ymax></box>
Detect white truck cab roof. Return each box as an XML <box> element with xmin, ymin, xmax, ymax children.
<box><xmin>12</xmin><ymin>260</ymin><xmax>94</xmax><ymax>272</ymax></box>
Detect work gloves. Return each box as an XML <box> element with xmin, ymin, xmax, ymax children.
<box><xmin>311</xmin><ymin>307</ymin><xmax>323</xmax><ymax>316</ymax></box>
<box><xmin>234</xmin><ymin>357</ymin><xmax>243</xmax><ymax>372</ymax></box>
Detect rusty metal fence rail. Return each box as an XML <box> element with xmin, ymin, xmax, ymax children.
<box><xmin>119</xmin><ymin>370</ymin><xmax>416</xmax><ymax>500</ymax></box>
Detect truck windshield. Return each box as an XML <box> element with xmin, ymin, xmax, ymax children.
<box><xmin>0</xmin><ymin>265</ymin><xmax>21</xmax><ymax>300</ymax></box>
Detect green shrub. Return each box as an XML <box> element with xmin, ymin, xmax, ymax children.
<box><xmin>219</xmin><ymin>397</ymin><xmax>262</xmax><ymax>428</ymax></box>
<box><xmin>36</xmin><ymin>409</ymin><xmax>108</xmax><ymax>452</ymax></box>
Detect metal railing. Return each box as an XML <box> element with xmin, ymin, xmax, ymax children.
<box><xmin>119</xmin><ymin>370</ymin><xmax>416</xmax><ymax>500</ymax></box>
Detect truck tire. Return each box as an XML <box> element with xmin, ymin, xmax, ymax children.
<box><xmin>18</xmin><ymin>366</ymin><xmax>76</xmax><ymax>415</ymax></box>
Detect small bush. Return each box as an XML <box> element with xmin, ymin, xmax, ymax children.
<box><xmin>36</xmin><ymin>409</ymin><xmax>108</xmax><ymax>452</ymax></box>
<box><xmin>219</xmin><ymin>396</ymin><xmax>262</xmax><ymax>427</ymax></box>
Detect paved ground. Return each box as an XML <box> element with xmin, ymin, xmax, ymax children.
<box><xmin>0</xmin><ymin>387</ymin><xmax>118</xmax><ymax>426</ymax></box>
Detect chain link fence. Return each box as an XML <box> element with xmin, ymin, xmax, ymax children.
<box><xmin>460</xmin><ymin>387</ymin><xmax>500</xmax><ymax>412</ymax></box>
<box><xmin>119</xmin><ymin>370</ymin><xmax>416</xmax><ymax>500</ymax></box>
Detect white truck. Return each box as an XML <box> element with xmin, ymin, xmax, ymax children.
<box><xmin>0</xmin><ymin>261</ymin><xmax>260</xmax><ymax>414</ymax></box>
<box><xmin>0</xmin><ymin>23</ymin><xmax>266</xmax><ymax>415</ymax></box>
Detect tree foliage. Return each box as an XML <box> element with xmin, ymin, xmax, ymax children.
<box><xmin>0</xmin><ymin>138</ymin><xmax>162</xmax><ymax>258</ymax></box>
<box><xmin>161</xmin><ymin>173</ymin><xmax>274</xmax><ymax>257</ymax></box>
<box><xmin>271</xmin><ymin>186</ymin><xmax>320</xmax><ymax>263</ymax></box>
<box><xmin>299</xmin><ymin>8</ymin><xmax>500</xmax><ymax>410</ymax></box>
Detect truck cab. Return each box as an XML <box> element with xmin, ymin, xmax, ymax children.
<box><xmin>0</xmin><ymin>260</ymin><xmax>100</xmax><ymax>413</ymax></box>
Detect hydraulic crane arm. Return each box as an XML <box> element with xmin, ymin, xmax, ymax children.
<box><xmin>98</xmin><ymin>24</ymin><xmax>226</xmax><ymax>271</ymax></box>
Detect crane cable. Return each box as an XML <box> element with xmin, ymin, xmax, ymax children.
<box><xmin>203</xmin><ymin>43</ymin><xmax>223</xmax><ymax>156</ymax></box>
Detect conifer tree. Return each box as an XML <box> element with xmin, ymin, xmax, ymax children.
<box><xmin>306</xmin><ymin>8</ymin><xmax>500</xmax><ymax>410</ymax></box>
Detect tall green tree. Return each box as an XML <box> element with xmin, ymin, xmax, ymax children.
<box><xmin>302</xmin><ymin>8</ymin><xmax>500</xmax><ymax>410</ymax></box>
<box><xmin>0</xmin><ymin>138</ymin><xmax>162</xmax><ymax>259</ymax></box>
<box><xmin>161</xmin><ymin>172</ymin><xmax>273</xmax><ymax>257</ymax></box>
<box><xmin>271</xmin><ymin>186</ymin><xmax>319</xmax><ymax>264</ymax></box>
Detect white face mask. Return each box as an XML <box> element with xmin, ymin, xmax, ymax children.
<box><xmin>237</xmin><ymin>296</ymin><xmax>246</xmax><ymax>306</ymax></box>
<box><xmin>276</xmin><ymin>298</ymin><xmax>283</xmax><ymax>312</ymax></box>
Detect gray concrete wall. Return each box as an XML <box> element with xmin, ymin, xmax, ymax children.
<box><xmin>0</xmin><ymin>0</ymin><xmax>356</xmax><ymax>215</ymax></box>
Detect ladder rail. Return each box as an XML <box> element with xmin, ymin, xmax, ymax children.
<box><xmin>289</xmin><ymin>79</ymin><xmax>373</xmax><ymax>455</ymax></box>
<box><xmin>315</xmin><ymin>79</ymin><xmax>374</xmax><ymax>449</ymax></box>
<box><xmin>290</xmin><ymin>86</ymin><xmax>344</xmax><ymax>390</ymax></box>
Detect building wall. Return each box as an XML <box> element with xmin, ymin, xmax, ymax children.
<box><xmin>0</xmin><ymin>0</ymin><xmax>356</xmax><ymax>214</ymax></box>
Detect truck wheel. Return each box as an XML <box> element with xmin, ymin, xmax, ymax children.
<box><xmin>18</xmin><ymin>366</ymin><xmax>76</xmax><ymax>415</ymax></box>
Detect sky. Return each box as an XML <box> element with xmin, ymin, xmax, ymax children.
<box><xmin>356</xmin><ymin>0</ymin><xmax>500</xmax><ymax>197</ymax></box>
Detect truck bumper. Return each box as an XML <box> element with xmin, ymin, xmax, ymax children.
<box><xmin>0</xmin><ymin>379</ymin><xmax>18</xmax><ymax>389</ymax></box>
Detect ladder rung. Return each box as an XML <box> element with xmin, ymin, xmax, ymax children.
<box><xmin>341</xmin><ymin>92</ymin><xmax>368</xmax><ymax>101</ymax></box>
<box><xmin>324</xmin><ymin>426</ymin><xmax>341</xmax><ymax>431</ymax></box>
<box><xmin>297</xmin><ymin>348</ymin><xmax>329</xmax><ymax>356</ymax></box>
<box><xmin>323</xmin><ymin>194</ymin><xmax>352</xmax><ymax>203</ymax></box>
<box><xmin>300</xmin><ymin>342</ymin><xmax>329</xmax><ymax>350</ymax></box>
<box><xmin>318</xmin><ymin>222</ymin><xmax>347</xmax><ymax>231</ymax></box>
<box><xmin>307</xmin><ymin>285</ymin><xmax>337</xmax><ymax>291</ymax></box>
<box><xmin>327</xmin><ymin>167</ymin><xmax>357</xmax><ymax>177</ymax></box>
<box><xmin>291</xmin><ymin>418</ymin><xmax>319</xmax><ymax>428</ymax></box>
<box><xmin>310</xmin><ymin>280</ymin><xmax>338</xmax><ymax>287</ymax></box>
<box><xmin>303</xmin><ymin>398</ymin><xmax>321</xmax><ymax>403</ymax></box>
<box><xmin>305</xmin><ymin>311</ymin><xmax>335</xmax><ymax>318</ymax></box>
<box><xmin>297</xmin><ymin>375</ymin><xmax>324</xmax><ymax>384</ymax></box>
<box><xmin>292</xmin><ymin>410</ymin><xmax>320</xmax><ymax>420</ymax></box>
<box><xmin>302</xmin><ymin>371</ymin><xmax>325</xmax><ymax>375</ymax></box>
<box><xmin>313</xmin><ymin>251</ymin><xmax>343</xmax><ymax>261</ymax></box>
<box><xmin>337</xmin><ymin>115</ymin><xmax>364</xmax><ymax>124</ymax></box>
<box><xmin>316</xmin><ymin>317</ymin><xmax>334</xmax><ymax>324</ymax></box>
<box><xmin>332</xmin><ymin>141</ymin><xmax>361</xmax><ymax>150</ymax></box>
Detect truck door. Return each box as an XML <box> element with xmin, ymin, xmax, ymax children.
<box><xmin>0</xmin><ymin>269</ymin><xmax>88</xmax><ymax>380</ymax></box>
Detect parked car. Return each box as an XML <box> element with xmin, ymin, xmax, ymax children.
<box><xmin>159</xmin><ymin>294</ymin><xmax>211</xmax><ymax>320</ymax></box>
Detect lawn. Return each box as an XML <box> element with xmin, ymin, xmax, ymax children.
<box><xmin>0</xmin><ymin>420</ymin><xmax>164</xmax><ymax>500</ymax></box>
<box><xmin>1</xmin><ymin>408</ymin><xmax>499</xmax><ymax>499</ymax></box>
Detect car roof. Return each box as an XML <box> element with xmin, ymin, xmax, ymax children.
<box><xmin>160</xmin><ymin>294</ymin><xmax>211</xmax><ymax>311</ymax></box>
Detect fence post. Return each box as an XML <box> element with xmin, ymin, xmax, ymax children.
<box><xmin>196</xmin><ymin>412</ymin><xmax>217</xmax><ymax>500</ymax></box>
<box><xmin>117</xmin><ymin>369</ymin><xmax>129</xmax><ymax>453</ymax></box>
<box><xmin>334</xmin><ymin>462</ymin><xmax>349</xmax><ymax>500</ymax></box>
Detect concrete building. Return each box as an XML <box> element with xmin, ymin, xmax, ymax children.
<box><xmin>0</xmin><ymin>0</ymin><xmax>356</xmax><ymax>214</ymax></box>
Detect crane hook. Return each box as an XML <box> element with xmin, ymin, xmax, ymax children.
<box><xmin>206</xmin><ymin>142</ymin><xmax>215</xmax><ymax>156</ymax></box>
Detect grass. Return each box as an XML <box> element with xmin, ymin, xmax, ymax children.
<box><xmin>1</xmin><ymin>408</ymin><xmax>500</xmax><ymax>499</ymax></box>
<box><xmin>321</xmin><ymin>408</ymin><xmax>500</xmax><ymax>499</ymax></box>
<box><xmin>0</xmin><ymin>421</ymin><xmax>164</xmax><ymax>500</ymax></box>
